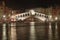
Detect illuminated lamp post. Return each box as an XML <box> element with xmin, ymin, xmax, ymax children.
<box><xmin>2</xmin><ymin>15</ymin><xmax>6</xmax><ymax>21</ymax></box>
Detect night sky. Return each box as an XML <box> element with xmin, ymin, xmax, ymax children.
<box><xmin>1</xmin><ymin>0</ymin><xmax>60</xmax><ymax>9</ymax></box>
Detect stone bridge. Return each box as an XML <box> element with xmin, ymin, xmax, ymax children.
<box><xmin>10</xmin><ymin>10</ymin><xmax>50</xmax><ymax>22</ymax></box>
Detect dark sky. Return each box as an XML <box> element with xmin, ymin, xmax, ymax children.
<box><xmin>4</xmin><ymin>0</ymin><xmax>60</xmax><ymax>9</ymax></box>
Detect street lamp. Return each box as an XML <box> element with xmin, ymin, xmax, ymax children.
<box><xmin>3</xmin><ymin>15</ymin><xmax>6</xmax><ymax>18</ymax></box>
<box><xmin>3</xmin><ymin>15</ymin><xmax>6</xmax><ymax>21</ymax></box>
<box><xmin>12</xmin><ymin>11</ymin><xmax>14</xmax><ymax>15</ymax></box>
<box><xmin>49</xmin><ymin>15</ymin><xmax>52</xmax><ymax>19</ymax></box>
<box><xmin>49</xmin><ymin>15</ymin><xmax>52</xmax><ymax>21</ymax></box>
<box><xmin>55</xmin><ymin>17</ymin><xmax>58</xmax><ymax>21</ymax></box>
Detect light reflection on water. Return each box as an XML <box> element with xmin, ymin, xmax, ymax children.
<box><xmin>30</xmin><ymin>22</ymin><xmax>36</xmax><ymax>40</ymax></box>
<box><xmin>55</xmin><ymin>22</ymin><xmax>58</xmax><ymax>40</ymax></box>
<box><xmin>48</xmin><ymin>22</ymin><xmax>52</xmax><ymax>40</ymax></box>
<box><xmin>10</xmin><ymin>23</ymin><xmax>17</xmax><ymax>40</ymax></box>
<box><xmin>48</xmin><ymin>22</ymin><xmax>59</xmax><ymax>40</ymax></box>
<box><xmin>1</xmin><ymin>22</ymin><xmax>59</xmax><ymax>40</ymax></box>
<box><xmin>2</xmin><ymin>23</ymin><xmax>7</xmax><ymax>40</ymax></box>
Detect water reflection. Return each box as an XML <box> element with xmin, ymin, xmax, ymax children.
<box><xmin>8</xmin><ymin>23</ymin><xmax>11</xmax><ymax>40</ymax></box>
<box><xmin>16</xmin><ymin>22</ymin><xmax>30</xmax><ymax>40</ymax></box>
<box><xmin>30</xmin><ymin>22</ymin><xmax>36</xmax><ymax>40</ymax></box>
<box><xmin>55</xmin><ymin>22</ymin><xmax>58</xmax><ymax>40</ymax></box>
<box><xmin>35</xmin><ymin>23</ymin><xmax>46</xmax><ymax>40</ymax></box>
<box><xmin>2</xmin><ymin>23</ymin><xmax>7</xmax><ymax>40</ymax></box>
<box><xmin>48</xmin><ymin>22</ymin><xmax>53</xmax><ymax>40</ymax></box>
<box><xmin>1</xmin><ymin>22</ymin><xmax>59</xmax><ymax>40</ymax></box>
<box><xmin>10</xmin><ymin>23</ymin><xmax>17</xmax><ymax>40</ymax></box>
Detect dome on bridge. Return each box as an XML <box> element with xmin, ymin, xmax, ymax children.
<box><xmin>29</xmin><ymin>9</ymin><xmax>35</xmax><ymax>15</ymax></box>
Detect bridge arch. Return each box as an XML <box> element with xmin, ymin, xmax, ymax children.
<box><xmin>10</xmin><ymin>10</ymin><xmax>49</xmax><ymax>22</ymax></box>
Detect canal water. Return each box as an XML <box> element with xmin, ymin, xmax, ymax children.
<box><xmin>0</xmin><ymin>22</ymin><xmax>60</xmax><ymax>40</ymax></box>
